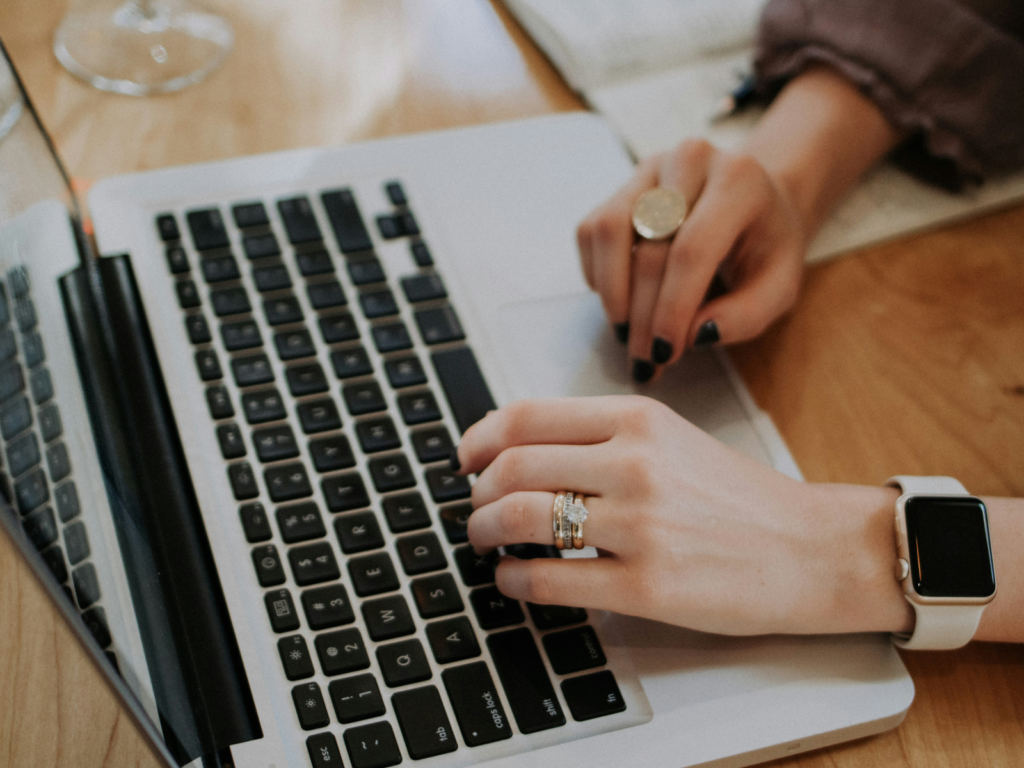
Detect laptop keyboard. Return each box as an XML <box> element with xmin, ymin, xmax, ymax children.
<box><xmin>156</xmin><ymin>181</ymin><xmax>627</xmax><ymax>766</ymax></box>
<box><xmin>0</xmin><ymin>266</ymin><xmax>116</xmax><ymax>664</ymax></box>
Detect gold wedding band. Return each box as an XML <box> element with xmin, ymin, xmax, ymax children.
<box><xmin>554</xmin><ymin>490</ymin><xmax>590</xmax><ymax>550</ymax></box>
<box><xmin>553</xmin><ymin>492</ymin><xmax>568</xmax><ymax>550</ymax></box>
<box><xmin>632</xmin><ymin>188</ymin><xmax>688</xmax><ymax>240</ymax></box>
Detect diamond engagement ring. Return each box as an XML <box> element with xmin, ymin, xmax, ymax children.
<box><xmin>632</xmin><ymin>188</ymin><xmax>688</xmax><ymax>240</ymax></box>
<box><xmin>554</xmin><ymin>491</ymin><xmax>589</xmax><ymax>550</ymax></box>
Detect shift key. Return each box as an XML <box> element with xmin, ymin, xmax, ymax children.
<box><xmin>486</xmin><ymin>628</ymin><xmax>565</xmax><ymax>734</ymax></box>
<box><xmin>442</xmin><ymin>662</ymin><xmax>512</xmax><ymax>746</ymax></box>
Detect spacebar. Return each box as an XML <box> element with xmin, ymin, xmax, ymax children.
<box><xmin>430</xmin><ymin>346</ymin><xmax>497</xmax><ymax>434</ymax></box>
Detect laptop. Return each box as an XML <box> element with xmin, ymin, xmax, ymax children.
<box><xmin>0</xmin><ymin>39</ymin><xmax>913</xmax><ymax>768</ymax></box>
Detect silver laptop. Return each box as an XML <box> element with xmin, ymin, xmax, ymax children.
<box><xmin>0</xmin><ymin>39</ymin><xmax>912</xmax><ymax>768</ymax></box>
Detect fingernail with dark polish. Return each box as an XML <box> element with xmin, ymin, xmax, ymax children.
<box><xmin>449</xmin><ymin>449</ymin><xmax>461</xmax><ymax>473</ymax></box>
<box><xmin>651</xmin><ymin>337</ymin><xmax>673</xmax><ymax>365</ymax></box>
<box><xmin>694</xmin><ymin>320</ymin><xmax>720</xmax><ymax>347</ymax></box>
<box><xmin>614</xmin><ymin>322</ymin><xmax>629</xmax><ymax>344</ymax></box>
<box><xmin>632</xmin><ymin>360</ymin><xmax>655</xmax><ymax>383</ymax></box>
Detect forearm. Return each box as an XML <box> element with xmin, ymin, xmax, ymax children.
<box><xmin>744</xmin><ymin>66</ymin><xmax>904</xmax><ymax>236</ymax></box>
<box><xmin>973</xmin><ymin>497</ymin><xmax>1024</xmax><ymax>643</ymax></box>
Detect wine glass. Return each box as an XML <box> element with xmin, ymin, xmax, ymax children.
<box><xmin>54</xmin><ymin>0</ymin><xmax>234</xmax><ymax>96</ymax></box>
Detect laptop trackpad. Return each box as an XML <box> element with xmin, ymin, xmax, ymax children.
<box><xmin>496</xmin><ymin>292</ymin><xmax>772</xmax><ymax>464</ymax></box>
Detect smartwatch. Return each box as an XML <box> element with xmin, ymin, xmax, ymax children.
<box><xmin>887</xmin><ymin>476</ymin><xmax>996</xmax><ymax>650</ymax></box>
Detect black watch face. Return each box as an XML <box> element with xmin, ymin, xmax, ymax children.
<box><xmin>905</xmin><ymin>496</ymin><xmax>995</xmax><ymax>598</ymax></box>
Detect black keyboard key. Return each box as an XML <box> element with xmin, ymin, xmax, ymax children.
<box><xmin>221</xmin><ymin>320</ymin><xmax>262</xmax><ymax>351</ymax></box>
<box><xmin>289</xmin><ymin>541</ymin><xmax>340</xmax><ymax>585</ymax></box>
<box><xmin>253</xmin><ymin>425</ymin><xmax>299</xmax><ymax>462</ymax></box>
<box><xmin>175</xmin><ymin>280</ymin><xmax>201</xmax><ymax>309</ymax></box>
<box><xmin>21</xmin><ymin>331</ymin><xmax>44</xmax><ymax>368</ymax></box>
<box><xmin>14</xmin><ymin>298</ymin><xmax>37</xmax><ymax>332</ymax></box>
<box><xmin>232</xmin><ymin>354</ymin><xmax>275</xmax><ymax>387</ymax></box>
<box><xmin>396</xmin><ymin>390</ymin><xmax>440</xmax><ymax>425</ymax></box>
<box><xmin>63</xmin><ymin>521</ymin><xmax>90</xmax><ymax>564</ymax></box>
<box><xmin>276</xmin><ymin>501</ymin><xmax>326</xmax><ymax>544</ymax></box>
<box><xmin>156</xmin><ymin>213</ymin><xmax>180</xmax><ymax>241</ymax></box>
<box><xmin>439</xmin><ymin>503</ymin><xmax>471</xmax><ymax>544</ymax></box>
<box><xmin>297</xmin><ymin>398</ymin><xmax>342</xmax><ymax>434</ymax></box>
<box><xmin>471</xmin><ymin>586</ymin><xmax>525</xmax><ymax>629</ymax></box>
<box><xmin>359</xmin><ymin>289</ymin><xmax>398</xmax><ymax>319</ymax></box>
<box><xmin>242</xmin><ymin>232</ymin><xmax>281</xmax><ymax>260</ymax></box>
<box><xmin>362</xmin><ymin>594</ymin><xmax>415</xmax><ymax>641</ymax></box>
<box><xmin>232</xmin><ymin>202</ymin><xmax>269</xmax><ymax>229</ymax></box>
<box><xmin>253</xmin><ymin>263</ymin><xmax>292</xmax><ymax>292</ymax></box>
<box><xmin>308</xmin><ymin>280</ymin><xmax>347</xmax><ymax>309</ymax></box>
<box><xmin>186</xmin><ymin>312</ymin><xmax>212</xmax><ymax>345</ymax></box>
<box><xmin>83</xmin><ymin>607</ymin><xmax>112</xmax><ymax>648</ymax></box>
<box><xmin>195</xmin><ymin>350</ymin><xmax>222</xmax><ymax>381</ymax></box>
<box><xmin>382</xmin><ymin>492</ymin><xmax>431</xmax><ymax>533</ymax></box>
<box><xmin>41</xmin><ymin>546</ymin><xmax>67</xmax><ymax>583</ymax></box>
<box><xmin>297</xmin><ymin>250</ymin><xmax>335</xmax><ymax>277</ymax></box>
<box><xmin>343</xmin><ymin>380</ymin><xmax>387</xmax><ymax>416</ymax></box>
<box><xmin>252</xmin><ymin>544</ymin><xmax>286</xmax><ymax>587</ymax></box>
<box><xmin>309</xmin><ymin>435</ymin><xmax>355</xmax><ymax>472</ymax></box>
<box><xmin>8</xmin><ymin>432</ymin><xmax>39</xmax><ymax>476</ymax></box>
<box><xmin>315</xmin><ymin>628</ymin><xmax>370</xmax><ymax>676</ymax></box>
<box><xmin>210</xmin><ymin>287</ymin><xmax>251</xmax><ymax>317</ymax></box>
<box><xmin>23</xmin><ymin>505</ymin><xmax>58</xmax><ymax>549</ymax></box>
<box><xmin>15</xmin><ymin>469</ymin><xmax>49</xmax><ymax>514</ymax></box>
<box><xmin>377</xmin><ymin>215</ymin><xmax>402</xmax><ymax>240</ymax></box>
<box><xmin>487</xmin><ymin>628</ymin><xmax>565</xmax><ymax>733</ymax></box>
<box><xmin>30</xmin><ymin>368</ymin><xmax>53</xmax><ymax>404</ymax></box>
<box><xmin>355</xmin><ymin>417</ymin><xmax>401</xmax><ymax>454</ymax></box>
<box><xmin>319</xmin><ymin>312</ymin><xmax>359</xmax><ymax>344</ymax></box>
<box><xmin>426</xmin><ymin>616</ymin><xmax>480</xmax><ymax>664</ymax></box>
<box><xmin>229</xmin><ymin>461</ymin><xmax>260</xmax><ymax>500</ymax></box>
<box><xmin>396</xmin><ymin>531</ymin><xmax>446</xmax><ymax>575</ymax></box>
<box><xmin>265</xmin><ymin>462</ymin><xmax>312</xmax><ymax>502</ymax></box>
<box><xmin>385</xmin><ymin>181</ymin><xmax>407</xmax><ymax>207</ymax></box>
<box><xmin>321</xmin><ymin>189</ymin><xmax>372</xmax><ymax>254</ymax></box>
<box><xmin>392</xmin><ymin>686</ymin><xmax>458</xmax><ymax>759</ymax></box>
<box><xmin>307</xmin><ymin>733</ymin><xmax>344</xmax><ymax>768</ymax></box>
<box><xmin>415</xmin><ymin>306</ymin><xmax>464</xmax><ymax>345</ymax></box>
<box><xmin>275</xmin><ymin>328</ymin><xmax>316</xmax><ymax>360</ymax></box>
<box><xmin>561</xmin><ymin>671</ymin><xmax>626</xmax><ymax>721</ymax></box>
<box><xmin>217</xmin><ymin>423</ymin><xmax>246</xmax><ymax>459</ymax></box>
<box><xmin>264</xmin><ymin>296</ymin><xmax>303</xmax><ymax>325</ymax></box>
<box><xmin>384</xmin><ymin>356</ymin><xmax>426</xmax><ymax>389</ymax></box>
<box><xmin>291</xmin><ymin>682</ymin><xmax>330</xmax><ymax>730</ymax></box>
<box><xmin>348</xmin><ymin>551</ymin><xmax>400</xmax><ymax>596</ymax></box>
<box><xmin>502</xmin><ymin>543</ymin><xmax>561</xmax><ymax>560</ymax></box>
<box><xmin>432</xmin><ymin>346</ymin><xmax>496</xmax><ymax>434</ymax></box>
<box><xmin>330</xmin><ymin>347</ymin><xmax>373</xmax><ymax>379</ymax></box>
<box><xmin>0</xmin><ymin>396</ymin><xmax>31</xmax><ymax>439</ymax></box>
<box><xmin>45</xmin><ymin>442</ymin><xmax>71</xmax><ymax>483</ymax></box>
<box><xmin>166</xmin><ymin>246</ymin><xmax>190</xmax><ymax>274</ymax></box>
<box><xmin>410</xmin><ymin>241</ymin><xmax>433</xmax><ymax>268</ymax></box>
<box><xmin>278</xmin><ymin>197</ymin><xmax>323</xmax><ymax>245</ymax></box>
<box><xmin>239</xmin><ymin>502</ymin><xmax>272</xmax><ymax>542</ymax></box>
<box><xmin>285</xmin><ymin>363</ymin><xmax>328</xmax><ymax>397</ymax></box>
<box><xmin>72</xmin><ymin>563</ymin><xmax>102</xmax><ymax>609</ymax></box>
<box><xmin>442</xmin><ymin>662</ymin><xmax>512</xmax><ymax>746</ymax></box>
<box><xmin>425</xmin><ymin>466</ymin><xmax>471</xmax><ymax>503</ymax></box>
<box><xmin>322</xmin><ymin>473</ymin><xmax>370</xmax><ymax>513</ymax></box>
<box><xmin>186</xmin><ymin>208</ymin><xmax>230</xmax><ymax>250</ymax></box>
<box><xmin>241</xmin><ymin>389</ymin><xmax>286</xmax><ymax>424</ymax></box>
<box><xmin>206</xmin><ymin>386</ymin><xmax>234</xmax><ymax>419</ymax></box>
<box><xmin>37</xmin><ymin>403</ymin><xmax>62</xmax><ymax>443</ymax></box>
<box><xmin>371</xmin><ymin>323</ymin><xmax>412</xmax><ymax>354</ymax></box>
<box><xmin>329</xmin><ymin>674</ymin><xmax>385</xmax><ymax>724</ymax></box>
<box><xmin>399</xmin><ymin>212</ymin><xmax>420</xmax><ymax>237</ymax></box>
<box><xmin>343</xmin><ymin>721</ymin><xmax>402</xmax><ymax>768</ymax></box>
<box><xmin>0</xmin><ymin>360</ymin><xmax>25</xmax><ymax>402</ymax></box>
<box><xmin>368</xmin><ymin>454</ymin><xmax>416</xmax><ymax>493</ymax></box>
<box><xmin>411</xmin><ymin>426</ymin><xmax>453</xmax><ymax>464</ymax></box>
<box><xmin>302</xmin><ymin>583</ymin><xmax>355</xmax><ymax>630</ymax></box>
<box><xmin>411</xmin><ymin>573</ymin><xmax>464</xmax><ymax>618</ymax></box>
<box><xmin>527</xmin><ymin>604</ymin><xmax>588</xmax><ymax>630</ymax></box>
<box><xmin>401</xmin><ymin>274</ymin><xmax>447</xmax><ymax>303</ymax></box>
<box><xmin>347</xmin><ymin>257</ymin><xmax>386</xmax><ymax>286</ymax></box>
<box><xmin>454</xmin><ymin>545</ymin><xmax>496</xmax><ymax>586</ymax></box>
<box><xmin>54</xmin><ymin>481</ymin><xmax>79</xmax><ymax>522</ymax></box>
<box><xmin>201</xmin><ymin>254</ymin><xmax>240</xmax><ymax>283</ymax></box>
<box><xmin>0</xmin><ymin>328</ymin><xmax>15</xmax><ymax>361</ymax></box>
<box><xmin>278</xmin><ymin>635</ymin><xmax>315</xmax><ymax>680</ymax></box>
<box><xmin>8</xmin><ymin>267</ymin><xmax>28</xmax><ymax>298</ymax></box>
<box><xmin>543</xmin><ymin>625</ymin><xmax>607</xmax><ymax>674</ymax></box>
<box><xmin>335</xmin><ymin>511</ymin><xmax>384</xmax><ymax>554</ymax></box>
<box><xmin>378</xmin><ymin>639</ymin><xmax>431</xmax><ymax>687</ymax></box>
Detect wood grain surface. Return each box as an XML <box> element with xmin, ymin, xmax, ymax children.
<box><xmin>0</xmin><ymin>1</ymin><xmax>1022</xmax><ymax>767</ymax></box>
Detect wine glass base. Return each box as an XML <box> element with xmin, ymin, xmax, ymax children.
<box><xmin>54</xmin><ymin>1</ymin><xmax>233</xmax><ymax>96</ymax></box>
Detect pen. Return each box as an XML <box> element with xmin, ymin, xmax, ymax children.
<box><xmin>710</xmin><ymin>72</ymin><xmax>757</xmax><ymax>123</ymax></box>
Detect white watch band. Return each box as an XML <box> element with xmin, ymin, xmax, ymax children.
<box><xmin>886</xmin><ymin>475</ymin><xmax>986</xmax><ymax>651</ymax></box>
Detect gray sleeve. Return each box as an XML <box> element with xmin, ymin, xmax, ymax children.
<box><xmin>753</xmin><ymin>0</ymin><xmax>1024</xmax><ymax>185</ymax></box>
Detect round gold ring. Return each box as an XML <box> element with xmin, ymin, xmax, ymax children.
<box><xmin>632</xmin><ymin>188</ymin><xmax>688</xmax><ymax>240</ymax></box>
<box><xmin>552</xmin><ymin>492</ymin><xmax>568</xmax><ymax>550</ymax></box>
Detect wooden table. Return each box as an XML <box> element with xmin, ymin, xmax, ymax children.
<box><xmin>1</xmin><ymin>1</ymin><xmax>1022</xmax><ymax>766</ymax></box>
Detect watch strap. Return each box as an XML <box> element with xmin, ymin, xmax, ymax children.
<box><xmin>886</xmin><ymin>475</ymin><xmax>968</xmax><ymax>496</ymax></box>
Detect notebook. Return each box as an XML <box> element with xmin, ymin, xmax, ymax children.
<box><xmin>0</xmin><ymin>38</ymin><xmax>912</xmax><ymax>768</ymax></box>
<box><xmin>503</xmin><ymin>0</ymin><xmax>1024</xmax><ymax>263</ymax></box>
